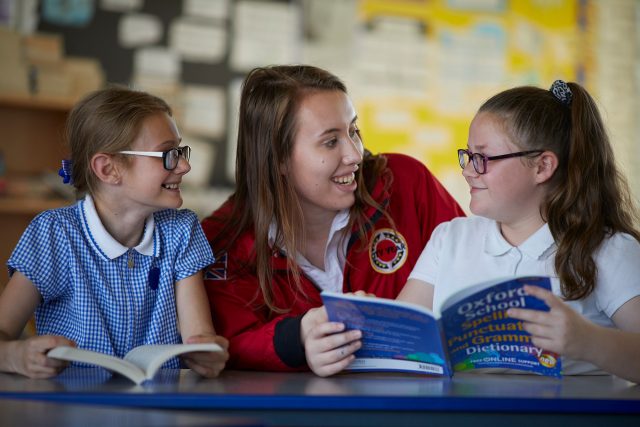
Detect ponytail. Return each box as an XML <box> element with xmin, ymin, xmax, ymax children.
<box><xmin>546</xmin><ymin>82</ymin><xmax>640</xmax><ymax>299</ymax></box>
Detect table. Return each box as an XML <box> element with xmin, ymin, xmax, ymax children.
<box><xmin>0</xmin><ymin>369</ymin><xmax>639</xmax><ymax>426</ymax></box>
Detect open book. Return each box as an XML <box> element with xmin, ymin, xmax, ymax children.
<box><xmin>322</xmin><ymin>276</ymin><xmax>561</xmax><ymax>377</ymax></box>
<box><xmin>47</xmin><ymin>343</ymin><xmax>223</xmax><ymax>385</ymax></box>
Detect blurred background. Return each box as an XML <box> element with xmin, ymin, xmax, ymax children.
<box><xmin>1</xmin><ymin>0</ymin><xmax>639</xmax><ymax>286</ymax></box>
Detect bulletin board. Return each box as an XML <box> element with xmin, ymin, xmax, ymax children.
<box><xmin>351</xmin><ymin>0</ymin><xmax>584</xmax><ymax>210</ymax></box>
<box><xmin>32</xmin><ymin>0</ymin><xmax>590</xmax><ymax>209</ymax></box>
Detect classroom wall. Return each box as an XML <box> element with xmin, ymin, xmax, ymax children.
<box><xmin>2</xmin><ymin>0</ymin><xmax>639</xmax><ymax>215</ymax></box>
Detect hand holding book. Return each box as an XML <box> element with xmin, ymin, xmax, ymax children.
<box><xmin>322</xmin><ymin>276</ymin><xmax>561</xmax><ymax>377</ymax></box>
<box><xmin>181</xmin><ymin>334</ymin><xmax>229</xmax><ymax>378</ymax></box>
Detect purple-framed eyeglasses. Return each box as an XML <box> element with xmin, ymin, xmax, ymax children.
<box><xmin>458</xmin><ymin>148</ymin><xmax>544</xmax><ymax>175</ymax></box>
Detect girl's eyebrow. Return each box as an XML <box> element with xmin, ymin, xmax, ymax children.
<box><xmin>151</xmin><ymin>139</ymin><xmax>181</xmax><ymax>151</ymax></box>
<box><xmin>317</xmin><ymin>116</ymin><xmax>359</xmax><ymax>137</ymax></box>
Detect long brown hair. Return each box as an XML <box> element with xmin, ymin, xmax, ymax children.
<box><xmin>211</xmin><ymin>65</ymin><xmax>391</xmax><ymax>311</ymax></box>
<box><xmin>479</xmin><ymin>82</ymin><xmax>640</xmax><ymax>300</ymax></box>
<box><xmin>66</xmin><ymin>85</ymin><xmax>172</xmax><ymax>196</ymax></box>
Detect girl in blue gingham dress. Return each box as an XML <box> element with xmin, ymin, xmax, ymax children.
<box><xmin>0</xmin><ymin>87</ymin><xmax>228</xmax><ymax>379</ymax></box>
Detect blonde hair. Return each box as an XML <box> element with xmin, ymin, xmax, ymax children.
<box><xmin>66</xmin><ymin>86</ymin><xmax>171</xmax><ymax>195</ymax></box>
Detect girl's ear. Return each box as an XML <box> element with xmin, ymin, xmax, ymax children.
<box><xmin>91</xmin><ymin>153</ymin><xmax>122</xmax><ymax>185</ymax></box>
<box><xmin>534</xmin><ymin>151</ymin><xmax>558</xmax><ymax>184</ymax></box>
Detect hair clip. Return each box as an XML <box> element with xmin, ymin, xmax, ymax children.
<box><xmin>58</xmin><ymin>159</ymin><xmax>73</xmax><ymax>185</ymax></box>
<box><xmin>550</xmin><ymin>80</ymin><xmax>572</xmax><ymax>107</ymax></box>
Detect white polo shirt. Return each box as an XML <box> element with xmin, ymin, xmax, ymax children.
<box><xmin>409</xmin><ymin>215</ymin><xmax>640</xmax><ymax>375</ymax></box>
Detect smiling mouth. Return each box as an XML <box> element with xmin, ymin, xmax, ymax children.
<box><xmin>162</xmin><ymin>183</ymin><xmax>180</xmax><ymax>190</ymax></box>
<box><xmin>332</xmin><ymin>173</ymin><xmax>355</xmax><ymax>185</ymax></box>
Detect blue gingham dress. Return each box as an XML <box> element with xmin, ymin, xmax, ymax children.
<box><xmin>7</xmin><ymin>195</ymin><xmax>214</xmax><ymax>367</ymax></box>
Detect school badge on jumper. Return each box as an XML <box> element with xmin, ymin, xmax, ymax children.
<box><xmin>369</xmin><ymin>228</ymin><xmax>407</xmax><ymax>274</ymax></box>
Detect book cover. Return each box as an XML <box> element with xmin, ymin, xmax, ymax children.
<box><xmin>439</xmin><ymin>276</ymin><xmax>561</xmax><ymax>376</ymax></box>
<box><xmin>322</xmin><ymin>276</ymin><xmax>561</xmax><ymax>377</ymax></box>
<box><xmin>321</xmin><ymin>293</ymin><xmax>450</xmax><ymax>375</ymax></box>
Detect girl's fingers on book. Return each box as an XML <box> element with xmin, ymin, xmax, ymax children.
<box><xmin>183</xmin><ymin>357</ymin><xmax>226</xmax><ymax>378</ymax></box>
<box><xmin>314</xmin><ymin>329</ymin><xmax>362</xmax><ymax>356</ymax></box>
<box><xmin>311</xmin><ymin>353</ymin><xmax>356</xmax><ymax>378</ymax></box>
<box><xmin>184</xmin><ymin>333</ymin><xmax>230</xmax><ymax>351</ymax></box>
<box><xmin>335</xmin><ymin>340</ymin><xmax>361</xmax><ymax>360</ymax></box>
<box><xmin>14</xmin><ymin>339</ymin><xmax>67</xmax><ymax>379</ymax></box>
<box><xmin>351</xmin><ymin>290</ymin><xmax>376</xmax><ymax>298</ymax></box>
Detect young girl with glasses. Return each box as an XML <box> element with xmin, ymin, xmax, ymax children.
<box><xmin>398</xmin><ymin>80</ymin><xmax>640</xmax><ymax>382</ymax></box>
<box><xmin>0</xmin><ymin>87</ymin><xmax>228</xmax><ymax>379</ymax></box>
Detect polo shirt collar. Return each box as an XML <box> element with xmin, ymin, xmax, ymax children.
<box><xmin>484</xmin><ymin>221</ymin><xmax>555</xmax><ymax>259</ymax></box>
<box><xmin>80</xmin><ymin>194</ymin><xmax>157</xmax><ymax>260</ymax></box>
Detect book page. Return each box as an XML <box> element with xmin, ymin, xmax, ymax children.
<box><xmin>47</xmin><ymin>346</ymin><xmax>145</xmax><ymax>384</ymax></box>
<box><xmin>123</xmin><ymin>343</ymin><xmax>223</xmax><ymax>380</ymax></box>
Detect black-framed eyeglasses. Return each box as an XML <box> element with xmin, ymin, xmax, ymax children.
<box><xmin>458</xmin><ymin>148</ymin><xmax>543</xmax><ymax>175</ymax></box>
<box><xmin>118</xmin><ymin>146</ymin><xmax>191</xmax><ymax>171</ymax></box>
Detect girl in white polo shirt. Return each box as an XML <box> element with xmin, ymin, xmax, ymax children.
<box><xmin>398</xmin><ymin>80</ymin><xmax>640</xmax><ymax>383</ymax></box>
<box><xmin>0</xmin><ymin>87</ymin><xmax>228</xmax><ymax>379</ymax></box>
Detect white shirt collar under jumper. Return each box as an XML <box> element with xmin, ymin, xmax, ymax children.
<box><xmin>268</xmin><ymin>210</ymin><xmax>350</xmax><ymax>293</ymax></box>
<box><xmin>79</xmin><ymin>194</ymin><xmax>158</xmax><ymax>260</ymax></box>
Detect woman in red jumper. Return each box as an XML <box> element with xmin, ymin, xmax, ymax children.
<box><xmin>201</xmin><ymin>65</ymin><xmax>464</xmax><ymax>376</ymax></box>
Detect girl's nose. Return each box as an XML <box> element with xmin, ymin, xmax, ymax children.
<box><xmin>461</xmin><ymin>159</ymin><xmax>477</xmax><ymax>178</ymax></box>
<box><xmin>174</xmin><ymin>156</ymin><xmax>191</xmax><ymax>175</ymax></box>
<box><xmin>344</xmin><ymin>136</ymin><xmax>364</xmax><ymax>165</ymax></box>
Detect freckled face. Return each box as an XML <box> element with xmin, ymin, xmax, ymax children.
<box><xmin>119</xmin><ymin>112</ymin><xmax>190</xmax><ymax>215</ymax></box>
<box><xmin>463</xmin><ymin>112</ymin><xmax>543</xmax><ymax>225</ymax></box>
<box><xmin>286</xmin><ymin>90</ymin><xmax>364</xmax><ymax>220</ymax></box>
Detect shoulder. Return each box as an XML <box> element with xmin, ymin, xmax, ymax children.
<box><xmin>381</xmin><ymin>153</ymin><xmax>463</xmax><ymax>211</ymax></box>
<box><xmin>383</xmin><ymin>153</ymin><xmax>432</xmax><ymax>178</ymax></box>
<box><xmin>433</xmin><ymin>216</ymin><xmax>489</xmax><ymax>239</ymax></box>
<box><xmin>596</xmin><ymin>232</ymin><xmax>640</xmax><ymax>260</ymax></box>
<box><xmin>591</xmin><ymin>232</ymin><xmax>640</xmax><ymax>316</ymax></box>
<box><xmin>154</xmin><ymin>208</ymin><xmax>199</xmax><ymax>225</ymax></box>
<box><xmin>26</xmin><ymin>204</ymin><xmax>80</xmax><ymax>234</ymax></box>
<box><xmin>201</xmin><ymin>198</ymin><xmax>237</xmax><ymax>240</ymax></box>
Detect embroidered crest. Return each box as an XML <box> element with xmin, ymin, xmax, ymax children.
<box><xmin>369</xmin><ymin>228</ymin><xmax>407</xmax><ymax>274</ymax></box>
<box><xmin>205</xmin><ymin>252</ymin><xmax>227</xmax><ymax>281</ymax></box>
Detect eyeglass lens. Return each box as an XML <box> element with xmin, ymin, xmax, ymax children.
<box><xmin>164</xmin><ymin>146</ymin><xmax>190</xmax><ymax>170</ymax></box>
<box><xmin>458</xmin><ymin>149</ymin><xmax>487</xmax><ymax>174</ymax></box>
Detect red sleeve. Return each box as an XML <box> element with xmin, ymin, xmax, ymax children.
<box><xmin>201</xmin><ymin>214</ymin><xmax>310</xmax><ymax>372</ymax></box>
<box><xmin>204</xmin><ymin>275</ymin><xmax>306</xmax><ymax>371</ymax></box>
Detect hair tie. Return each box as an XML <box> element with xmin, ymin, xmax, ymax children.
<box><xmin>58</xmin><ymin>159</ymin><xmax>73</xmax><ymax>185</ymax></box>
<box><xmin>550</xmin><ymin>80</ymin><xmax>572</xmax><ymax>106</ymax></box>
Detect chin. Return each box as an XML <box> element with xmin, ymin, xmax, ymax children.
<box><xmin>164</xmin><ymin>197</ymin><xmax>184</xmax><ymax>210</ymax></box>
<box><xmin>337</xmin><ymin>194</ymin><xmax>357</xmax><ymax>210</ymax></box>
<box><xmin>468</xmin><ymin>202</ymin><xmax>486</xmax><ymax>217</ymax></box>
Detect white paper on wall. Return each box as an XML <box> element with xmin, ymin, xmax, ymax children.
<box><xmin>118</xmin><ymin>13</ymin><xmax>163</xmax><ymax>48</ymax></box>
<box><xmin>169</xmin><ymin>17</ymin><xmax>227</xmax><ymax>63</ymax></box>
